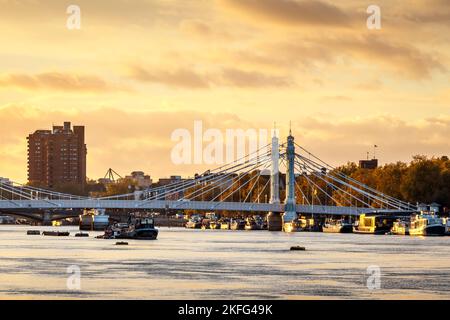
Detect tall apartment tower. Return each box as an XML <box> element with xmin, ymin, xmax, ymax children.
<box><xmin>27</xmin><ymin>122</ymin><xmax>87</xmax><ymax>190</ymax></box>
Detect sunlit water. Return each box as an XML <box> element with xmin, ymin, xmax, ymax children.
<box><xmin>0</xmin><ymin>225</ymin><xmax>449</xmax><ymax>299</ymax></box>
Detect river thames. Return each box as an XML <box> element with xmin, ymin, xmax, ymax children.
<box><xmin>0</xmin><ymin>225</ymin><xmax>449</xmax><ymax>299</ymax></box>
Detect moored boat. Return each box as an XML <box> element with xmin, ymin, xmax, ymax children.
<box><xmin>353</xmin><ymin>214</ymin><xmax>393</xmax><ymax>235</ymax></box>
<box><xmin>230</xmin><ymin>219</ymin><xmax>245</xmax><ymax>230</ymax></box>
<box><xmin>409</xmin><ymin>214</ymin><xmax>445</xmax><ymax>236</ymax></box>
<box><xmin>283</xmin><ymin>220</ymin><xmax>301</xmax><ymax>232</ymax></box>
<box><xmin>185</xmin><ymin>216</ymin><xmax>202</xmax><ymax>229</ymax></box>
<box><xmin>219</xmin><ymin>219</ymin><xmax>230</xmax><ymax>230</ymax></box>
<box><xmin>322</xmin><ymin>219</ymin><xmax>353</xmax><ymax>233</ymax></box>
<box><xmin>244</xmin><ymin>216</ymin><xmax>265</xmax><ymax>230</ymax></box>
<box><xmin>209</xmin><ymin>220</ymin><xmax>220</xmax><ymax>229</ymax></box>
<box><xmin>116</xmin><ymin>217</ymin><xmax>158</xmax><ymax>240</ymax></box>
<box><xmin>390</xmin><ymin>219</ymin><xmax>410</xmax><ymax>235</ymax></box>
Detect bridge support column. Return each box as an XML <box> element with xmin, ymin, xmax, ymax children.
<box><xmin>42</xmin><ymin>211</ymin><xmax>52</xmax><ymax>226</ymax></box>
<box><xmin>282</xmin><ymin>131</ymin><xmax>297</xmax><ymax>230</ymax></box>
<box><xmin>268</xmin><ymin>132</ymin><xmax>282</xmax><ymax>231</ymax></box>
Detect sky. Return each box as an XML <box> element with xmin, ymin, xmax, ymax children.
<box><xmin>0</xmin><ymin>0</ymin><xmax>449</xmax><ymax>183</ymax></box>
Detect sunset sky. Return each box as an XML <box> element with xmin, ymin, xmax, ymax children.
<box><xmin>0</xmin><ymin>0</ymin><xmax>449</xmax><ymax>183</ymax></box>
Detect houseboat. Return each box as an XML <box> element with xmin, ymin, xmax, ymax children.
<box><xmin>353</xmin><ymin>214</ymin><xmax>394</xmax><ymax>235</ymax></box>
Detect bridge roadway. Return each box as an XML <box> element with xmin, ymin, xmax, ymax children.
<box><xmin>0</xmin><ymin>199</ymin><xmax>406</xmax><ymax>216</ymax></box>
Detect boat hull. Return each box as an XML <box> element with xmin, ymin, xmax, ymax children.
<box><xmin>322</xmin><ymin>224</ymin><xmax>353</xmax><ymax>233</ymax></box>
<box><xmin>410</xmin><ymin>225</ymin><xmax>445</xmax><ymax>236</ymax></box>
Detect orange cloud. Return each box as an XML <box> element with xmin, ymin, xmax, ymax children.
<box><xmin>0</xmin><ymin>72</ymin><xmax>126</xmax><ymax>92</ymax></box>
<box><xmin>219</xmin><ymin>0</ymin><xmax>354</xmax><ymax>27</ymax></box>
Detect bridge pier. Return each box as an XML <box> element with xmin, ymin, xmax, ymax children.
<box><xmin>268</xmin><ymin>132</ymin><xmax>282</xmax><ymax>231</ymax></box>
<box><xmin>282</xmin><ymin>130</ymin><xmax>297</xmax><ymax>230</ymax></box>
<box><xmin>42</xmin><ymin>211</ymin><xmax>52</xmax><ymax>226</ymax></box>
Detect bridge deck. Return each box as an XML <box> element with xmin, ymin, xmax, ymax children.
<box><xmin>0</xmin><ymin>200</ymin><xmax>406</xmax><ymax>216</ymax></box>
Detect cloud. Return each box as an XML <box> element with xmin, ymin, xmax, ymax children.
<box><xmin>220</xmin><ymin>68</ymin><xmax>292</xmax><ymax>87</ymax></box>
<box><xmin>219</xmin><ymin>0</ymin><xmax>354</xmax><ymax>28</ymax></box>
<box><xmin>129</xmin><ymin>66</ymin><xmax>211</xmax><ymax>89</ymax></box>
<box><xmin>335</xmin><ymin>36</ymin><xmax>447</xmax><ymax>79</ymax></box>
<box><xmin>128</xmin><ymin>65</ymin><xmax>293</xmax><ymax>89</ymax></box>
<box><xmin>292</xmin><ymin>115</ymin><xmax>450</xmax><ymax>166</ymax></box>
<box><xmin>0</xmin><ymin>72</ymin><xmax>126</xmax><ymax>92</ymax></box>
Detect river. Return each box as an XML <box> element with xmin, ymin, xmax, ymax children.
<box><xmin>0</xmin><ymin>225</ymin><xmax>449</xmax><ymax>299</ymax></box>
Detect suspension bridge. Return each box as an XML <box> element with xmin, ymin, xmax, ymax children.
<box><xmin>0</xmin><ymin>133</ymin><xmax>417</xmax><ymax>229</ymax></box>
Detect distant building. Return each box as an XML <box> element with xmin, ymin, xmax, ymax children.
<box><xmin>125</xmin><ymin>171</ymin><xmax>152</xmax><ymax>188</ymax></box>
<box><xmin>27</xmin><ymin>121</ymin><xmax>87</xmax><ymax>189</ymax></box>
<box><xmin>359</xmin><ymin>159</ymin><xmax>378</xmax><ymax>169</ymax></box>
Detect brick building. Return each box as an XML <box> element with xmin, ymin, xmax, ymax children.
<box><xmin>27</xmin><ymin>122</ymin><xmax>87</xmax><ymax>190</ymax></box>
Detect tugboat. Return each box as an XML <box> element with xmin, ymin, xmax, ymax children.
<box><xmin>353</xmin><ymin>214</ymin><xmax>393</xmax><ymax>235</ymax></box>
<box><xmin>409</xmin><ymin>214</ymin><xmax>445</xmax><ymax>236</ymax></box>
<box><xmin>322</xmin><ymin>219</ymin><xmax>353</xmax><ymax>233</ymax></box>
<box><xmin>230</xmin><ymin>219</ymin><xmax>245</xmax><ymax>230</ymax></box>
<box><xmin>114</xmin><ymin>217</ymin><xmax>158</xmax><ymax>240</ymax></box>
<box><xmin>390</xmin><ymin>219</ymin><xmax>410</xmax><ymax>235</ymax></box>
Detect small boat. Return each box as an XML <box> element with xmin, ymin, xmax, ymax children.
<box><xmin>283</xmin><ymin>220</ymin><xmax>301</xmax><ymax>232</ymax></box>
<box><xmin>409</xmin><ymin>214</ymin><xmax>445</xmax><ymax>236</ymax></box>
<box><xmin>390</xmin><ymin>220</ymin><xmax>410</xmax><ymax>235</ymax></box>
<box><xmin>230</xmin><ymin>219</ymin><xmax>245</xmax><ymax>230</ymax></box>
<box><xmin>322</xmin><ymin>219</ymin><xmax>353</xmax><ymax>233</ymax></box>
<box><xmin>185</xmin><ymin>216</ymin><xmax>202</xmax><ymax>229</ymax></box>
<box><xmin>244</xmin><ymin>216</ymin><xmax>265</xmax><ymax>230</ymax></box>
<box><xmin>201</xmin><ymin>219</ymin><xmax>211</xmax><ymax>230</ymax></box>
<box><xmin>219</xmin><ymin>219</ymin><xmax>230</xmax><ymax>230</ymax></box>
<box><xmin>27</xmin><ymin>230</ymin><xmax>40</xmax><ymax>235</ymax></box>
<box><xmin>298</xmin><ymin>217</ymin><xmax>316</xmax><ymax>232</ymax></box>
<box><xmin>42</xmin><ymin>231</ymin><xmax>70</xmax><ymax>237</ymax></box>
<box><xmin>209</xmin><ymin>220</ymin><xmax>220</xmax><ymax>229</ymax></box>
<box><xmin>115</xmin><ymin>241</ymin><xmax>128</xmax><ymax>245</ymax></box>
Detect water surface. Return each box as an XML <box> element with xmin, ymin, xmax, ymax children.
<box><xmin>0</xmin><ymin>226</ymin><xmax>449</xmax><ymax>299</ymax></box>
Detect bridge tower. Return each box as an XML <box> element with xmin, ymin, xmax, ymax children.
<box><xmin>282</xmin><ymin>130</ymin><xmax>297</xmax><ymax>226</ymax></box>
<box><xmin>267</xmin><ymin>131</ymin><xmax>282</xmax><ymax>231</ymax></box>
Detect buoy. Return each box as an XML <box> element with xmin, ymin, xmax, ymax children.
<box><xmin>290</xmin><ymin>246</ymin><xmax>306</xmax><ymax>251</ymax></box>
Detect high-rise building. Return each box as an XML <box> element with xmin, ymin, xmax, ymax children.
<box><xmin>27</xmin><ymin>122</ymin><xmax>87</xmax><ymax>189</ymax></box>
